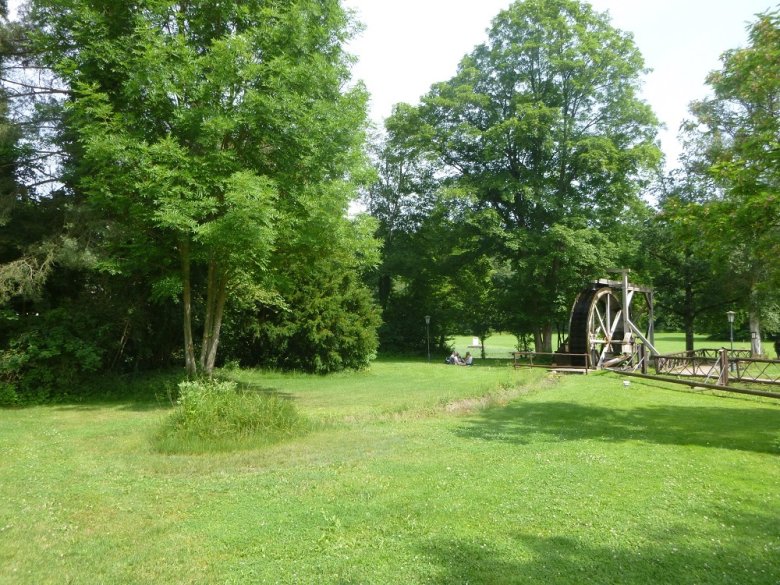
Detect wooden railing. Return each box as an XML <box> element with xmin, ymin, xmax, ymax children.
<box><xmin>655</xmin><ymin>348</ymin><xmax>780</xmax><ymax>388</ymax></box>
<box><xmin>660</xmin><ymin>348</ymin><xmax>752</xmax><ymax>360</ymax></box>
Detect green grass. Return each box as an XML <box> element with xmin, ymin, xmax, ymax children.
<box><xmin>452</xmin><ymin>331</ymin><xmax>755</xmax><ymax>358</ymax></box>
<box><xmin>0</xmin><ymin>356</ymin><xmax>778</xmax><ymax>584</ymax></box>
<box><xmin>652</xmin><ymin>332</ymin><xmax>753</xmax><ymax>354</ymax></box>
<box><xmin>225</xmin><ymin>359</ymin><xmax>542</xmax><ymax>421</ymax></box>
<box><xmin>153</xmin><ymin>378</ymin><xmax>311</xmax><ymax>454</ymax></box>
<box><xmin>451</xmin><ymin>333</ymin><xmax>520</xmax><ymax>358</ymax></box>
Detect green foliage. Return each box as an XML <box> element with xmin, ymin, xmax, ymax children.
<box><xmin>419</xmin><ymin>0</ymin><xmax>660</xmax><ymax>222</ymax></box>
<box><xmin>368</xmin><ymin>199</ymin><xmax>475</xmax><ymax>354</ymax></box>
<box><xmin>19</xmin><ymin>0</ymin><xmax>375</xmax><ymax>377</ymax></box>
<box><xmin>679</xmin><ymin>9</ymin><xmax>780</xmax><ymax>351</ymax></box>
<box><xmin>0</xmin><ymin>380</ymin><xmax>16</xmax><ymax>405</ymax></box>
<box><xmin>224</xmin><ymin>213</ymin><xmax>381</xmax><ymax>373</ymax></box>
<box><xmin>154</xmin><ymin>378</ymin><xmax>308</xmax><ymax>453</ymax></box>
<box><xmin>368</xmin><ymin>0</ymin><xmax>661</xmax><ymax>353</ymax></box>
<box><xmin>248</xmin><ymin>270</ymin><xmax>380</xmax><ymax>374</ymax></box>
<box><xmin>0</xmin><ymin>308</ymin><xmax>106</xmax><ymax>405</ymax></box>
<box><xmin>638</xmin><ymin>173</ymin><xmax>728</xmax><ymax>346</ymax></box>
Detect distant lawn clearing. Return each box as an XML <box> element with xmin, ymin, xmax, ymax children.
<box><xmin>450</xmin><ymin>331</ymin><xmax>755</xmax><ymax>359</ymax></box>
<box><xmin>1</xmin><ymin>361</ymin><xmax>778</xmax><ymax>584</ymax></box>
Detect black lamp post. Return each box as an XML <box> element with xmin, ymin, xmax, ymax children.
<box><xmin>727</xmin><ymin>311</ymin><xmax>735</xmax><ymax>352</ymax></box>
<box><xmin>424</xmin><ymin>315</ymin><xmax>431</xmax><ymax>362</ymax></box>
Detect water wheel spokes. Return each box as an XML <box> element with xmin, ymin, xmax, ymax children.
<box><xmin>588</xmin><ymin>287</ymin><xmax>625</xmax><ymax>368</ymax></box>
<box><xmin>566</xmin><ymin>276</ymin><xmax>657</xmax><ymax>370</ymax></box>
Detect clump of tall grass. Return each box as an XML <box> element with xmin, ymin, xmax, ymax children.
<box><xmin>153</xmin><ymin>378</ymin><xmax>308</xmax><ymax>453</ymax></box>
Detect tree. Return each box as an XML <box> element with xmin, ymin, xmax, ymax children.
<box><xmin>686</xmin><ymin>9</ymin><xmax>780</xmax><ymax>355</ymax></box>
<box><xmin>224</xmin><ymin>213</ymin><xmax>381</xmax><ymax>373</ymax></box>
<box><xmin>362</xmin><ymin>106</ymin><xmax>463</xmax><ymax>354</ymax></box>
<box><xmin>640</xmin><ymin>171</ymin><xmax>732</xmax><ymax>351</ymax></box>
<box><xmin>25</xmin><ymin>0</ymin><xmax>371</xmax><ymax>376</ymax></box>
<box><xmin>363</xmin><ymin>105</ymin><xmax>442</xmax><ymax>312</ymax></box>
<box><xmin>402</xmin><ymin>0</ymin><xmax>660</xmax><ymax>351</ymax></box>
<box><xmin>0</xmin><ymin>0</ymin><xmax>47</xmax><ymax>301</ymax></box>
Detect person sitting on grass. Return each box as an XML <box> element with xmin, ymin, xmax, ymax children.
<box><xmin>460</xmin><ymin>352</ymin><xmax>473</xmax><ymax>366</ymax></box>
<box><xmin>446</xmin><ymin>351</ymin><xmax>461</xmax><ymax>365</ymax></box>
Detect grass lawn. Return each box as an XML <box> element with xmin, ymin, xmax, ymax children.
<box><xmin>1</xmin><ymin>357</ymin><xmax>778</xmax><ymax>584</ymax></box>
<box><xmin>451</xmin><ymin>332</ymin><xmax>755</xmax><ymax>359</ymax></box>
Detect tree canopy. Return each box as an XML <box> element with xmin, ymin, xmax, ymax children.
<box><xmin>367</xmin><ymin>0</ymin><xmax>661</xmax><ymax>352</ymax></box>
<box><xmin>682</xmin><ymin>9</ymin><xmax>780</xmax><ymax>354</ymax></box>
<box><xmin>0</xmin><ymin>0</ymin><xmax>380</xmax><ymax>402</ymax></box>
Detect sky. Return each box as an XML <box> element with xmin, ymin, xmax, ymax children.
<box><xmin>342</xmin><ymin>0</ymin><xmax>778</xmax><ymax>169</ymax></box>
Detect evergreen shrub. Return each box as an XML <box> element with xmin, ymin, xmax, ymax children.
<box><xmin>225</xmin><ymin>263</ymin><xmax>380</xmax><ymax>373</ymax></box>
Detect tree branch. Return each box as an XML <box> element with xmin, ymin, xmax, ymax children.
<box><xmin>25</xmin><ymin>177</ymin><xmax>63</xmax><ymax>189</ymax></box>
<box><xmin>0</xmin><ymin>76</ymin><xmax>68</xmax><ymax>93</ymax></box>
<box><xmin>8</xmin><ymin>89</ymin><xmax>70</xmax><ymax>99</ymax></box>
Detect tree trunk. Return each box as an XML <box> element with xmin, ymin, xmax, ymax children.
<box><xmin>748</xmin><ymin>284</ymin><xmax>763</xmax><ymax>356</ymax></box>
<box><xmin>749</xmin><ymin>310</ymin><xmax>762</xmax><ymax>357</ymax></box>
<box><xmin>377</xmin><ymin>273</ymin><xmax>392</xmax><ymax>311</ymax></box>
<box><xmin>199</xmin><ymin>258</ymin><xmax>217</xmax><ymax>369</ymax></box>
<box><xmin>204</xmin><ymin>276</ymin><xmax>228</xmax><ymax>375</ymax></box>
<box><xmin>684</xmin><ymin>321</ymin><xmax>695</xmax><ymax>354</ymax></box>
<box><xmin>533</xmin><ymin>325</ymin><xmax>554</xmax><ymax>353</ymax></box>
<box><xmin>542</xmin><ymin>323</ymin><xmax>553</xmax><ymax>353</ymax></box>
<box><xmin>201</xmin><ymin>259</ymin><xmax>229</xmax><ymax>377</ymax></box>
<box><xmin>180</xmin><ymin>238</ymin><xmax>197</xmax><ymax>378</ymax></box>
<box><xmin>684</xmin><ymin>281</ymin><xmax>695</xmax><ymax>352</ymax></box>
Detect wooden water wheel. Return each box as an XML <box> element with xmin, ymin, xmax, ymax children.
<box><xmin>566</xmin><ymin>276</ymin><xmax>655</xmax><ymax>369</ymax></box>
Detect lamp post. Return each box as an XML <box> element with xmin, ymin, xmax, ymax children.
<box><xmin>726</xmin><ymin>311</ymin><xmax>735</xmax><ymax>352</ymax></box>
<box><xmin>424</xmin><ymin>315</ymin><xmax>431</xmax><ymax>362</ymax></box>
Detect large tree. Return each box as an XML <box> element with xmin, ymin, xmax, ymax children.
<box><xmin>25</xmin><ymin>0</ymin><xmax>371</xmax><ymax>376</ymax></box>
<box><xmin>686</xmin><ymin>9</ymin><xmax>780</xmax><ymax>355</ymax></box>
<box><xmin>363</xmin><ymin>106</ymin><xmax>441</xmax><ymax>313</ymax></box>
<box><xmin>390</xmin><ymin>0</ymin><xmax>660</xmax><ymax>351</ymax></box>
<box><xmin>641</xmin><ymin>170</ymin><xmax>733</xmax><ymax>351</ymax></box>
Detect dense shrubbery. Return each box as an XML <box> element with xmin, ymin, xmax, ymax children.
<box><xmin>0</xmin><ymin>309</ymin><xmax>107</xmax><ymax>405</ymax></box>
<box><xmin>0</xmin><ymin>274</ymin><xmax>185</xmax><ymax>405</ymax></box>
<box><xmin>232</xmin><ymin>273</ymin><xmax>380</xmax><ymax>374</ymax></box>
<box><xmin>153</xmin><ymin>378</ymin><xmax>309</xmax><ymax>453</ymax></box>
<box><xmin>220</xmin><ymin>213</ymin><xmax>381</xmax><ymax>374</ymax></box>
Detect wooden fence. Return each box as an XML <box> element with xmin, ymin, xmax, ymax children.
<box><xmin>655</xmin><ymin>349</ymin><xmax>780</xmax><ymax>387</ymax></box>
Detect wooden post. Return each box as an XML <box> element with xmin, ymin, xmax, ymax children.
<box><xmin>718</xmin><ymin>348</ymin><xmax>729</xmax><ymax>386</ymax></box>
<box><xmin>648</xmin><ymin>291</ymin><xmax>655</xmax><ymax>350</ymax></box>
<box><xmin>639</xmin><ymin>343</ymin><xmax>648</xmax><ymax>375</ymax></box>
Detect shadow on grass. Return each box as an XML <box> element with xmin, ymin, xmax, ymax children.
<box><xmin>31</xmin><ymin>372</ymin><xmax>295</xmax><ymax>413</ymax></box>
<box><xmin>51</xmin><ymin>401</ymin><xmax>162</xmax><ymax>413</ymax></box>
<box><xmin>232</xmin><ymin>380</ymin><xmax>296</xmax><ymax>401</ymax></box>
<box><xmin>420</xmin><ymin>522</ymin><xmax>780</xmax><ymax>585</ymax></box>
<box><xmin>455</xmin><ymin>401</ymin><xmax>780</xmax><ymax>455</ymax></box>
<box><xmin>39</xmin><ymin>370</ymin><xmax>185</xmax><ymax>412</ymax></box>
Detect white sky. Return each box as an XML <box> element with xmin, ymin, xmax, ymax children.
<box><xmin>343</xmin><ymin>0</ymin><xmax>778</xmax><ymax>169</ymax></box>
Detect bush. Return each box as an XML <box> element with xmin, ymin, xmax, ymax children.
<box><xmin>0</xmin><ymin>381</ymin><xmax>18</xmax><ymax>406</ymax></box>
<box><xmin>153</xmin><ymin>378</ymin><xmax>309</xmax><ymax>453</ymax></box>
<box><xmin>0</xmin><ymin>308</ymin><xmax>106</xmax><ymax>405</ymax></box>
<box><xmin>224</xmin><ymin>261</ymin><xmax>380</xmax><ymax>374</ymax></box>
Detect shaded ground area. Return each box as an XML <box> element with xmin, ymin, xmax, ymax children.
<box><xmin>457</xmin><ymin>399</ymin><xmax>780</xmax><ymax>454</ymax></box>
